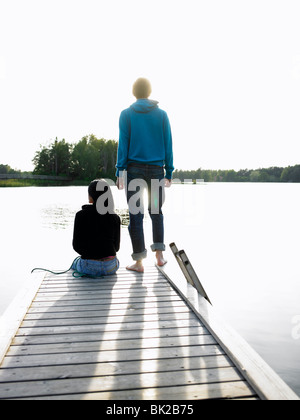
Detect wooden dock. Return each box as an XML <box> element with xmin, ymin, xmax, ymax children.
<box><xmin>0</xmin><ymin>263</ymin><xmax>298</xmax><ymax>400</ymax></box>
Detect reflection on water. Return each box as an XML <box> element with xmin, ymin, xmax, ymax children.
<box><xmin>41</xmin><ymin>205</ymin><xmax>77</xmax><ymax>230</ymax></box>
<box><xmin>115</xmin><ymin>209</ymin><xmax>130</xmax><ymax>226</ymax></box>
<box><xmin>41</xmin><ymin>205</ymin><xmax>129</xmax><ymax>230</ymax></box>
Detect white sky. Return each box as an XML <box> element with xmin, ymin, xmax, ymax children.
<box><xmin>0</xmin><ymin>0</ymin><xmax>300</xmax><ymax>172</ymax></box>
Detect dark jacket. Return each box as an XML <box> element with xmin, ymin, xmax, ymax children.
<box><xmin>73</xmin><ymin>204</ymin><xmax>121</xmax><ymax>259</ymax></box>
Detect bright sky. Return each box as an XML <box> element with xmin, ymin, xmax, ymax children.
<box><xmin>0</xmin><ymin>0</ymin><xmax>300</xmax><ymax>172</ymax></box>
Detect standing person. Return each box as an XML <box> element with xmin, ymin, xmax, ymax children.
<box><xmin>72</xmin><ymin>179</ymin><xmax>121</xmax><ymax>277</ymax></box>
<box><xmin>116</xmin><ymin>78</ymin><xmax>174</xmax><ymax>273</ymax></box>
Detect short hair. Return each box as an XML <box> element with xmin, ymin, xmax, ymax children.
<box><xmin>132</xmin><ymin>78</ymin><xmax>152</xmax><ymax>99</ymax></box>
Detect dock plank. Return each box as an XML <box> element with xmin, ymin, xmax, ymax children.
<box><xmin>10</xmin><ymin>381</ymin><xmax>257</xmax><ymax>400</ymax></box>
<box><xmin>24</xmin><ymin>303</ymin><xmax>190</xmax><ymax>320</ymax></box>
<box><xmin>11</xmin><ymin>325</ymin><xmax>210</xmax><ymax>346</ymax></box>
<box><xmin>1</xmin><ymin>344</ymin><xmax>226</xmax><ymax>368</ymax></box>
<box><xmin>20</xmin><ymin>312</ymin><xmax>197</xmax><ymax>328</ymax></box>
<box><xmin>0</xmin><ymin>354</ymin><xmax>233</xmax><ymax>383</ymax></box>
<box><xmin>0</xmin><ymin>367</ymin><xmax>248</xmax><ymax>400</ymax></box>
<box><xmin>7</xmin><ymin>334</ymin><xmax>217</xmax><ymax>357</ymax></box>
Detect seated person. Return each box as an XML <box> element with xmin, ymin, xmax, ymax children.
<box><xmin>72</xmin><ymin>179</ymin><xmax>121</xmax><ymax>277</ymax></box>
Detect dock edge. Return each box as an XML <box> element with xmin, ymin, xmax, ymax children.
<box><xmin>0</xmin><ymin>272</ymin><xmax>46</xmax><ymax>366</ymax></box>
<box><xmin>157</xmin><ymin>263</ymin><xmax>299</xmax><ymax>401</ymax></box>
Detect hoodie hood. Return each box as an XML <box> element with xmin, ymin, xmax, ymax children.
<box><xmin>130</xmin><ymin>99</ymin><xmax>159</xmax><ymax>114</ymax></box>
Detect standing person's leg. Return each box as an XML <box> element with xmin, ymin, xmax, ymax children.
<box><xmin>148</xmin><ymin>167</ymin><xmax>167</xmax><ymax>266</ymax></box>
<box><xmin>126</xmin><ymin>167</ymin><xmax>148</xmax><ymax>272</ymax></box>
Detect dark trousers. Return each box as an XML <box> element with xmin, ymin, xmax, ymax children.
<box><xmin>126</xmin><ymin>163</ymin><xmax>166</xmax><ymax>261</ymax></box>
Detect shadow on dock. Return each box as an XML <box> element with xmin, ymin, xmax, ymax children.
<box><xmin>0</xmin><ymin>266</ymin><xmax>257</xmax><ymax>400</ymax></box>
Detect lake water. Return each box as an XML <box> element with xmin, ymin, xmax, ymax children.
<box><xmin>0</xmin><ymin>183</ymin><xmax>299</xmax><ymax>396</ymax></box>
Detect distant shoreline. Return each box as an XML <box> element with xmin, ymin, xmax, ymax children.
<box><xmin>1</xmin><ymin>161</ymin><xmax>300</xmax><ymax>187</ymax></box>
<box><xmin>2</xmin><ymin>136</ymin><xmax>300</xmax><ymax>184</ymax></box>
<box><xmin>0</xmin><ymin>178</ymin><xmax>88</xmax><ymax>188</ymax></box>
<box><xmin>1</xmin><ymin>178</ymin><xmax>300</xmax><ymax>188</ymax></box>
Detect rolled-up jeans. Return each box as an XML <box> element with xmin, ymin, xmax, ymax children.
<box><xmin>126</xmin><ymin>163</ymin><xmax>166</xmax><ymax>261</ymax></box>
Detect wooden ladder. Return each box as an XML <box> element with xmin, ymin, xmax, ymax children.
<box><xmin>170</xmin><ymin>242</ymin><xmax>212</xmax><ymax>305</ymax></box>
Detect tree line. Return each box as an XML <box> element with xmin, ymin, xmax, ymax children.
<box><xmin>173</xmin><ymin>165</ymin><xmax>300</xmax><ymax>183</ymax></box>
<box><xmin>32</xmin><ymin>135</ymin><xmax>118</xmax><ymax>181</ymax></box>
<box><xmin>1</xmin><ymin>134</ymin><xmax>300</xmax><ymax>183</ymax></box>
<box><xmin>31</xmin><ymin>135</ymin><xmax>300</xmax><ymax>182</ymax></box>
<box><xmin>0</xmin><ymin>164</ymin><xmax>22</xmax><ymax>175</ymax></box>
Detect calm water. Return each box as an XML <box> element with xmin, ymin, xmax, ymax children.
<box><xmin>0</xmin><ymin>183</ymin><xmax>299</xmax><ymax>396</ymax></box>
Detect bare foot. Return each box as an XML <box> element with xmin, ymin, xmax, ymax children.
<box><xmin>156</xmin><ymin>251</ymin><xmax>167</xmax><ymax>267</ymax></box>
<box><xmin>126</xmin><ymin>261</ymin><xmax>144</xmax><ymax>273</ymax></box>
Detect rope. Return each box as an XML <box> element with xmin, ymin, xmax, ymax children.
<box><xmin>31</xmin><ymin>257</ymin><xmax>101</xmax><ymax>279</ymax></box>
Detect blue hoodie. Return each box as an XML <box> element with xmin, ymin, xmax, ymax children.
<box><xmin>116</xmin><ymin>99</ymin><xmax>174</xmax><ymax>179</ymax></box>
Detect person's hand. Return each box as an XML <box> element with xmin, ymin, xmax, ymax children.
<box><xmin>165</xmin><ymin>179</ymin><xmax>172</xmax><ymax>188</ymax></box>
<box><xmin>116</xmin><ymin>177</ymin><xmax>124</xmax><ymax>190</ymax></box>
